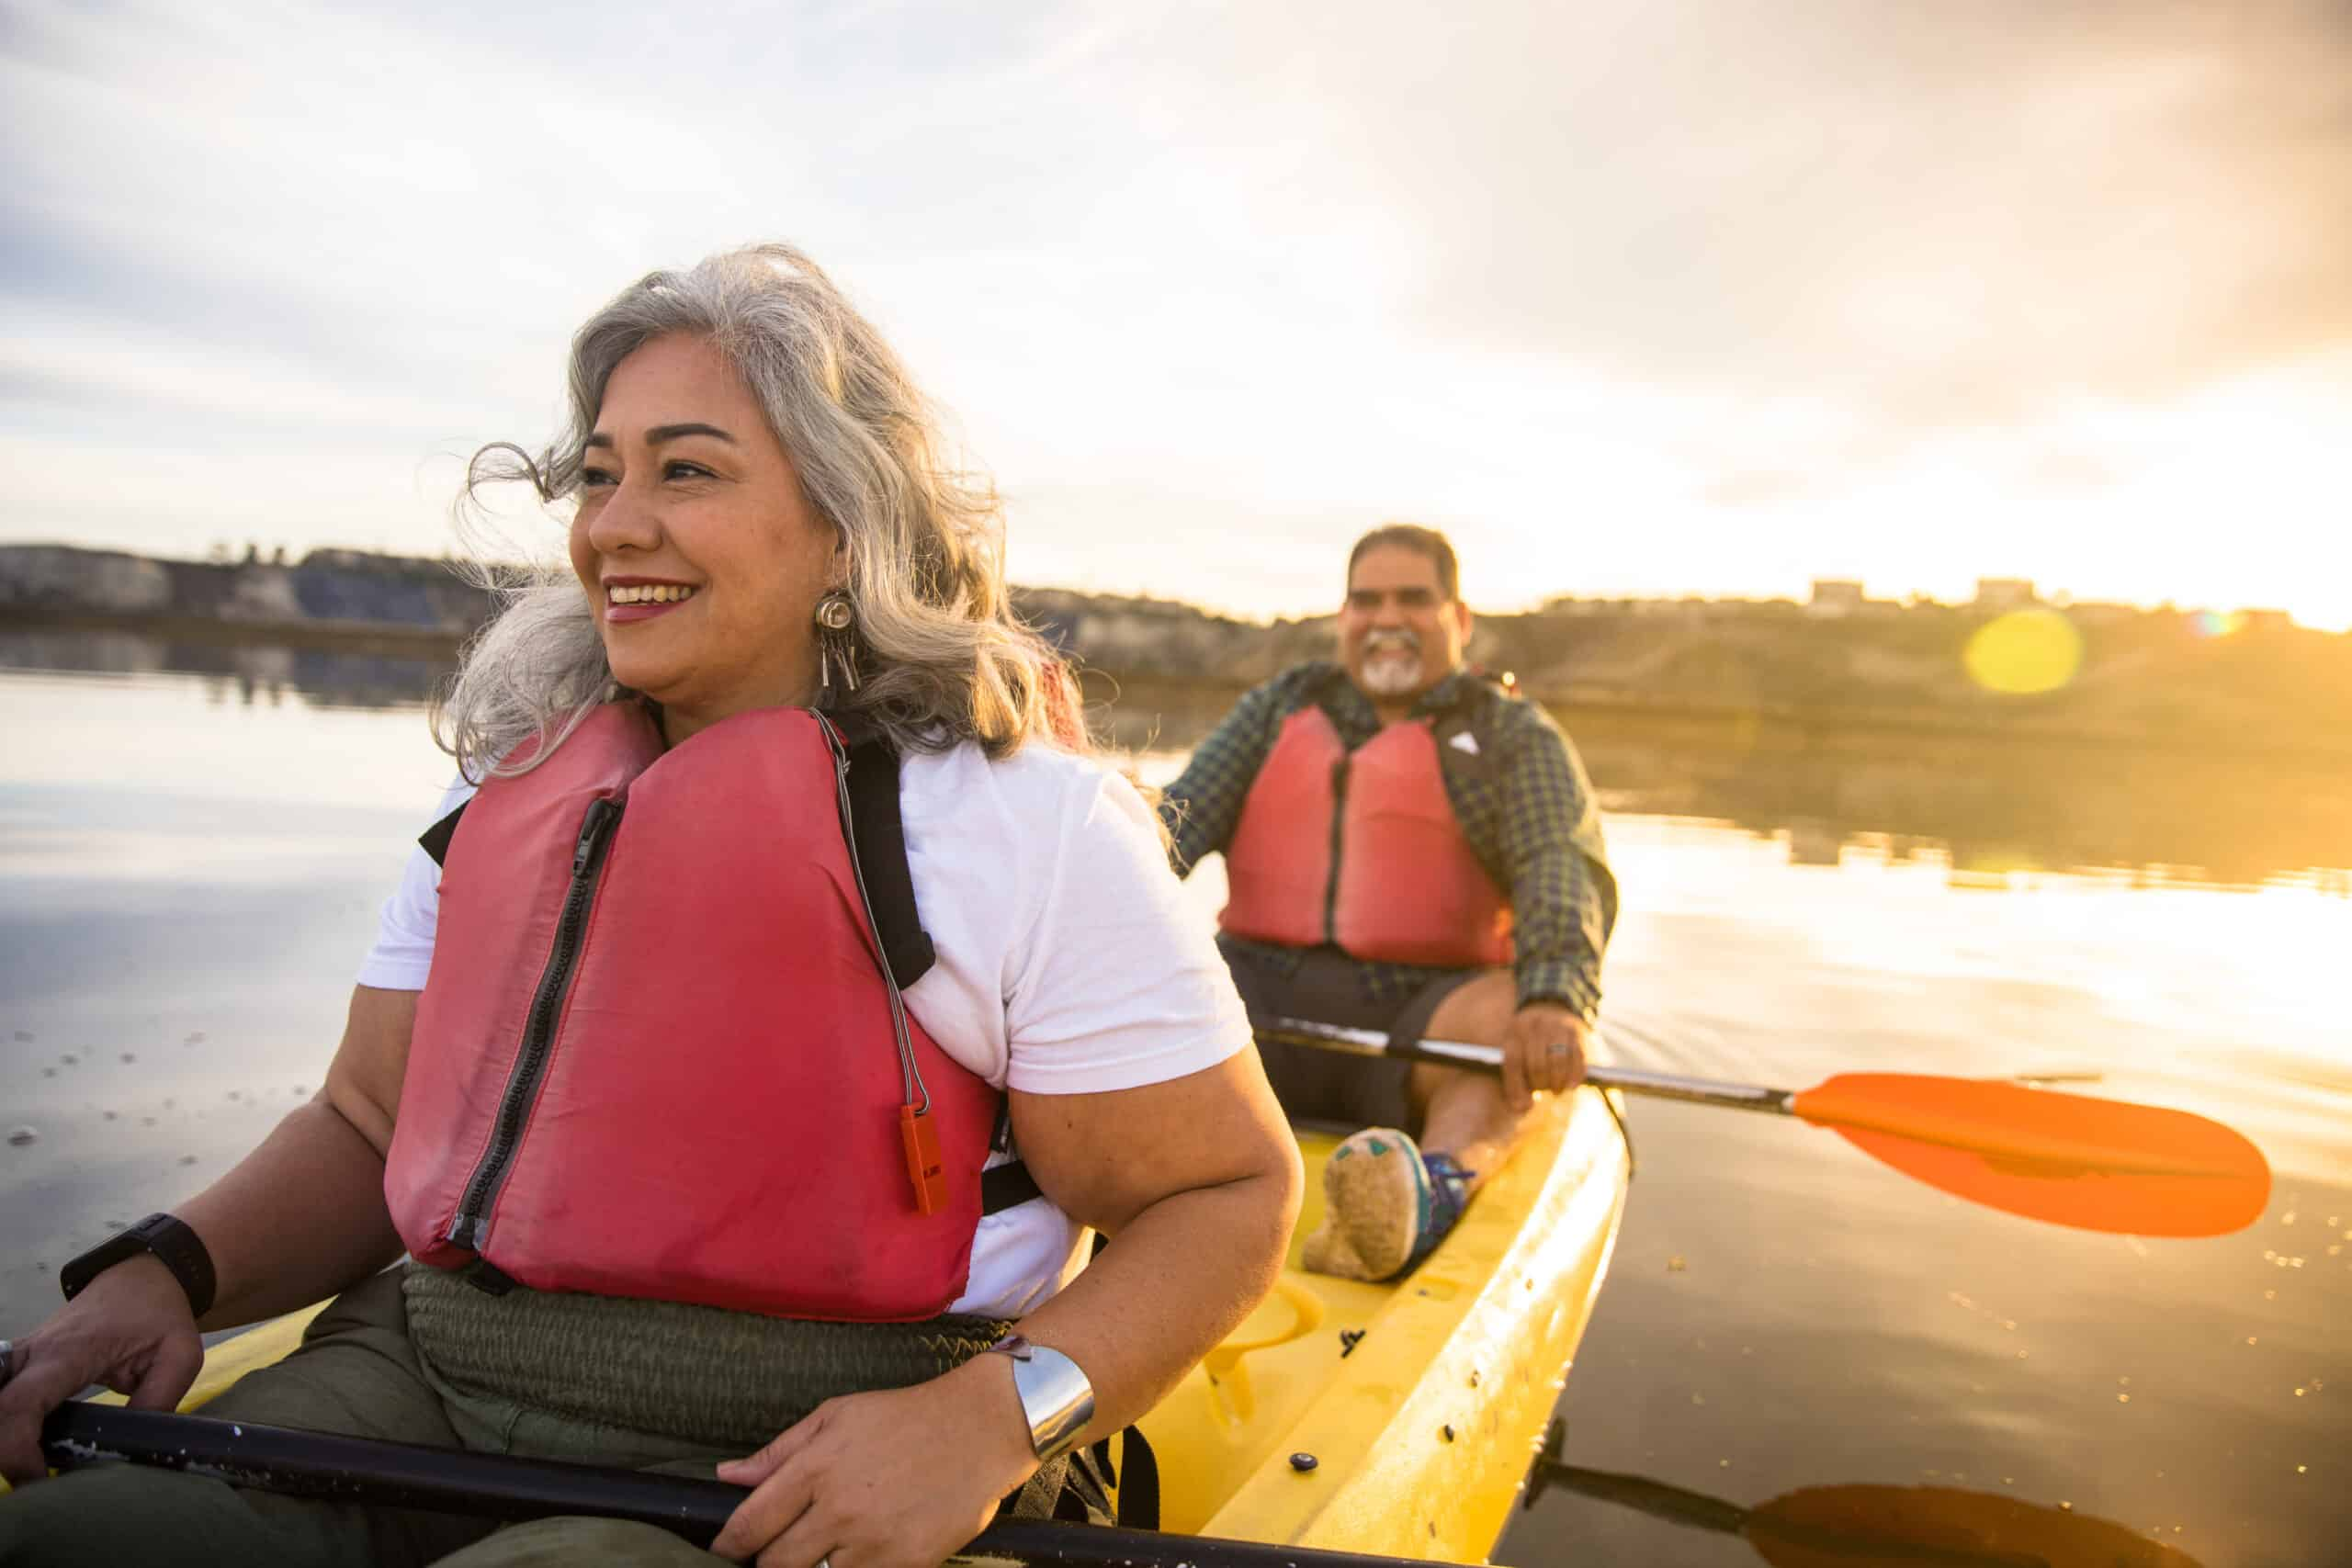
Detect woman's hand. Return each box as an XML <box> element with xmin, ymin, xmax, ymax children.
<box><xmin>708</xmin><ymin>1353</ymin><xmax>1037</xmax><ymax>1568</ymax></box>
<box><xmin>0</xmin><ymin>1255</ymin><xmax>203</xmax><ymax>1486</ymax></box>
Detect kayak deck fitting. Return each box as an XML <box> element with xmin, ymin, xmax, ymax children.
<box><xmin>163</xmin><ymin>1086</ymin><xmax>1630</xmax><ymax>1562</ymax></box>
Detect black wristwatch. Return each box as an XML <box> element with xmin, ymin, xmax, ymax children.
<box><xmin>59</xmin><ymin>1213</ymin><xmax>217</xmax><ymax>1319</ymax></box>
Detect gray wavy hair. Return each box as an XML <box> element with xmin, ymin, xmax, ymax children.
<box><xmin>435</xmin><ymin>243</ymin><xmax>1080</xmax><ymax>779</ymax></box>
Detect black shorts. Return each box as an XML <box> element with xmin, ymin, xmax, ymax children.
<box><xmin>1218</xmin><ymin>933</ymin><xmax>1486</xmax><ymax>1134</ymax></box>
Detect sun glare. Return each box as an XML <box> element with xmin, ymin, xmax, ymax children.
<box><xmin>1963</xmin><ymin>609</ymin><xmax>2085</xmax><ymax>694</ymax></box>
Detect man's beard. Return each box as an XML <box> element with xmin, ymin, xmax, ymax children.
<box><xmin>1358</xmin><ymin>628</ymin><xmax>1425</xmax><ymax>696</ymax></box>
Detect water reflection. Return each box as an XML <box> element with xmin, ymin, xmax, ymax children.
<box><xmin>1574</xmin><ymin>723</ymin><xmax>2352</xmax><ymax>894</ymax></box>
<box><xmin>0</xmin><ymin>628</ymin><xmax>452</xmax><ymax>713</ymax></box>
<box><xmin>1092</xmin><ymin>672</ymin><xmax>2352</xmax><ymax>893</ymax></box>
<box><xmin>1531</xmin><ymin>1437</ymin><xmax>2206</xmax><ymax>1567</ymax></box>
<box><xmin>9</xmin><ymin>638</ymin><xmax>2346</xmax><ymax>893</ymax></box>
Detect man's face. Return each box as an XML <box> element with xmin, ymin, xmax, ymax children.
<box><xmin>1338</xmin><ymin>544</ymin><xmax>1472</xmax><ymax>704</ymax></box>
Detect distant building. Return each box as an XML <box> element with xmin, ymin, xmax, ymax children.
<box><xmin>1785</xmin><ymin>821</ymin><xmax>1846</xmax><ymax>867</ymax></box>
<box><xmin>1974</xmin><ymin>578</ymin><xmax>2038</xmax><ymax>613</ymax></box>
<box><xmin>1808</xmin><ymin>579</ymin><xmax>1866</xmax><ymax>617</ymax></box>
<box><xmin>2064</xmin><ymin>601</ymin><xmax>2141</xmax><ymax>626</ymax></box>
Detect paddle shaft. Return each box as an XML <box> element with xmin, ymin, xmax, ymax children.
<box><xmin>42</xmin><ymin>1404</ymin><xmax>1444</xmax><ymax>1568</ymax></box>
<box><xmin>1259</xmin><ymin>1018</ymin><xmax>1795</xmax><ymax>1114</ymax></box>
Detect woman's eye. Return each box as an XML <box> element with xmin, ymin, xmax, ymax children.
<box><xmin>663</xmin><ymin>460</ymin><xmax>712</xmax><ymax>481</ymax></box>
<box><xmin>580</xmin><ymin>465</ymin><xmax>616</xmax><ymax>488</ymax></box>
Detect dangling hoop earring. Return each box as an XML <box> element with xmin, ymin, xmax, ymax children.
<box><xmin>814</xmin><ymin>590</ymin><xmax>860</xmax><ymax>695</ymax></box>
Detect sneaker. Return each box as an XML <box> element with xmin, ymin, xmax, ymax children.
<box><xmin>1301</xmin><ymin>1128</ymin><xmax>1475</xmax><ymax>1281</ymax></box>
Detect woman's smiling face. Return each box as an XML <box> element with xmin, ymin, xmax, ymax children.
<box><xmin>569</xmin><ymin>333</ymin><xmax>841</xmax><ymax>742</ymax></box>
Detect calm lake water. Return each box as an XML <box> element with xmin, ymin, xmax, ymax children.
<box><xmin>2</xmin><ymin>633</ymin><xmax>2346</xmax><ymax>1567</ymax></box>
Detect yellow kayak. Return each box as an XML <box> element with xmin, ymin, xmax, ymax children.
<box><xmin>165</xmin><ymin>1087</ymin><xmax>1629</xmax><ymax>1562</ymax></box>
<box><xmin>1138</xmin><ymin>1089</ymin><xmax>1628</xmax><ymax>1559</ymax></box>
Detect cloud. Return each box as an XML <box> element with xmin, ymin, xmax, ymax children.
<box><xmin>2021</xmin><ymin>449</ymin><xmax>2118</xmax><ymax>492</ymax></box>
<box><xmin>1701</xmin><ymin>470</ymin><xmax>1816</xmax><ymax>510</ymax></box>
<box><xmin>0</xmin><ymin>0</ymin><xmax>2345</xmax><ymax>623</ymax></box>
<box><xmin>1149</xmin><ymin>0</ymin><xmax>2352</xmax><ymax>429</ymax></box>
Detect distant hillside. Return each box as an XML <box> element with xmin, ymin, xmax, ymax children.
<box><xmin>1020</xmin><ymin>583</ymin><xmax>2352</xmax><ymax>755</ymax></box>
<box><xmin>8</xmin><ymin>544</ymin><xmax>2348</xmax><ymax>756</ymax></box>
<box><xmin>0</xmin><ymin>544</ymin><xmax>495</xmax><ymax>648</ymax></box>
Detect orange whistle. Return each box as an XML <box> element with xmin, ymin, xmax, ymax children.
<box><xmin>899</xmin><ymin>1103</ymin><xmax>948</xmax><ymax>1215</ymax></box>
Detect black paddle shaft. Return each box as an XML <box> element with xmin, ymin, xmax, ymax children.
<box><xmin>1257</xmin><ymin>1019</ymin><xmax>1796</xmax><ymax>1112</ymax></box>
<box><xmin>42</xmin><ymin>1403</ymin><xmax>1451</xmax><ymax>1568</ymax></box>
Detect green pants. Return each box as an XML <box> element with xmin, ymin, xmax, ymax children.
<box><xmin>0</xmin><ymin>1269</ymin><xmax>743</xmax><ymax>1567</ymax></box>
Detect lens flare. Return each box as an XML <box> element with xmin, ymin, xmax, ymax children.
<box><xmin>1964</xmin><ymin>610</ymin><xmax>2084</xmax><ymax>695</ymax></box>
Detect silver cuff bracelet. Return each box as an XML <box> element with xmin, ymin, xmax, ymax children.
<box><xmin>985</xmin><ymin>1333</ymin><xmax>1095</xmax><ymax>1463</ymax></box>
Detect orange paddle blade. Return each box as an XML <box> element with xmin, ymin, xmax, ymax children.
<box><xmin>1750</xmin><ymin>1483</ymin><xmax>2203</xmax><ymax>1568</ymax></box>
<box><xmin>1789</xmin><ymin>1074</ymin><xmax>2271</xmax><ymax>1237</ymax></box>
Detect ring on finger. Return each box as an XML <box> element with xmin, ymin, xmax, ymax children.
<box><xmin>0</xmin><ymin>1337</ymin><xmax>13</xmax><ymax>1391</ymax></box>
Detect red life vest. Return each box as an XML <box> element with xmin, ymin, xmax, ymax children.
<box><xmin>1219</xmin><ymin>705</ymin><xmax>1512</xmax><ymax>969</ymax></box>
<box><xmin>383</xmin><ymin>702</ymin><xmax>1001</xmax><ymax>1322</ymax></box>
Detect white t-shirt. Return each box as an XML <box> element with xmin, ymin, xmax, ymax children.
<box><xmin>358</xmin><ymin>738</ymin><xmax>1250</xmax><ymax>1319</ymax></box>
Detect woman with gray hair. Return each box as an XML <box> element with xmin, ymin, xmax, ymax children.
<box><xmin>0</xmin><ymin>244</ymin><xmax>1302</xmax><ymax>1568</ymax></box>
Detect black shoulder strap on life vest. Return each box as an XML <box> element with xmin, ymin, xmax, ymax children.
<box><xmin>419</xmin><ymin>801</ymin><xmax>467</xmax><ymax>867</ymax></box>
<box><xmin>978</xmin><ymin>1083</ymin><xmax>1044</xmax><ymax>1215</ymax></box>
<box><xmin>979</xmin><ymin>1160</ymin><xmax>1043</xmax><ymax>1214</ymax></box>
<box><xmin>1429</xmin><ymin>705</ymin><xmax>1501</xmax><ymax>788</ymax></box>
<box><xmin>829</xmin><ymin>714</ymin><xmax>937</xmax><ymax>989</ymax></box>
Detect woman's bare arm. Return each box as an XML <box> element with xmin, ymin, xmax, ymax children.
<box><xmin>992</xmin><ymin>1049</ymin><xmax>1304</xmax><ymax>1439</ymax></box>
<box><xmin>175</xmin><ymin>983</ymin><xmax>415</xmax><ymax>1328</ymax></box>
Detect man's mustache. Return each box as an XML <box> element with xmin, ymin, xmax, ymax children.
<box><xmin>1363</xmin><ymin>628</ymin><xmax>1421</xmax><ymax>657</ymax></box>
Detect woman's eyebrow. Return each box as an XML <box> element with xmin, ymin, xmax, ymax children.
<box><xmin>582</xmin><ymin>423</ymin><xmax>741</xmax><ymax>449</ymax></box>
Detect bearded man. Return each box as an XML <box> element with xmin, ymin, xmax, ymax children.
<box><xmin>1159</xmin><ymin>524</ymin><xmax>1616</xmax><ymax>1280</ymax></box>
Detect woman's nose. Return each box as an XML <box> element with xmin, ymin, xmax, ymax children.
<box><xmin>584</xmin><ymin>483</ymin><xmax>662</xmax><ymax>555</ymax></box>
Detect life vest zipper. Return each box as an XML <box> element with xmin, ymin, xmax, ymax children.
<box><xmin>444</xmin><ymin>794</ymin><xmax>622</xmax><ymax>1252</ymax></box>
<box><xmin>1321</xmin><ymin>750</ymin><xmax>1350</xmax><ymax>946</ymax></box>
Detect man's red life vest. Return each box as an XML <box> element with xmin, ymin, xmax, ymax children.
<box><xmin>382</xmin><ymin>702</ymin><xmax>1001</xmax><ymax>1322</ymax></box>
<box><xmin>1219</xmin><ymin>705</ymin><xmax>1512</xmax><ymax>969</ymax></box>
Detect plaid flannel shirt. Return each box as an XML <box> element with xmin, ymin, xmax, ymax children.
<box><xmin>1159</xmin><ymin>661</ymin><xmax>1617</xmax><ymax>1020</ymax></box>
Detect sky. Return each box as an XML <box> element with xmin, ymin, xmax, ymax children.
<box><xmin>4</xmin><ymin>0</ymin><xmax>2348</xmax><ymax>625</ymax></box>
